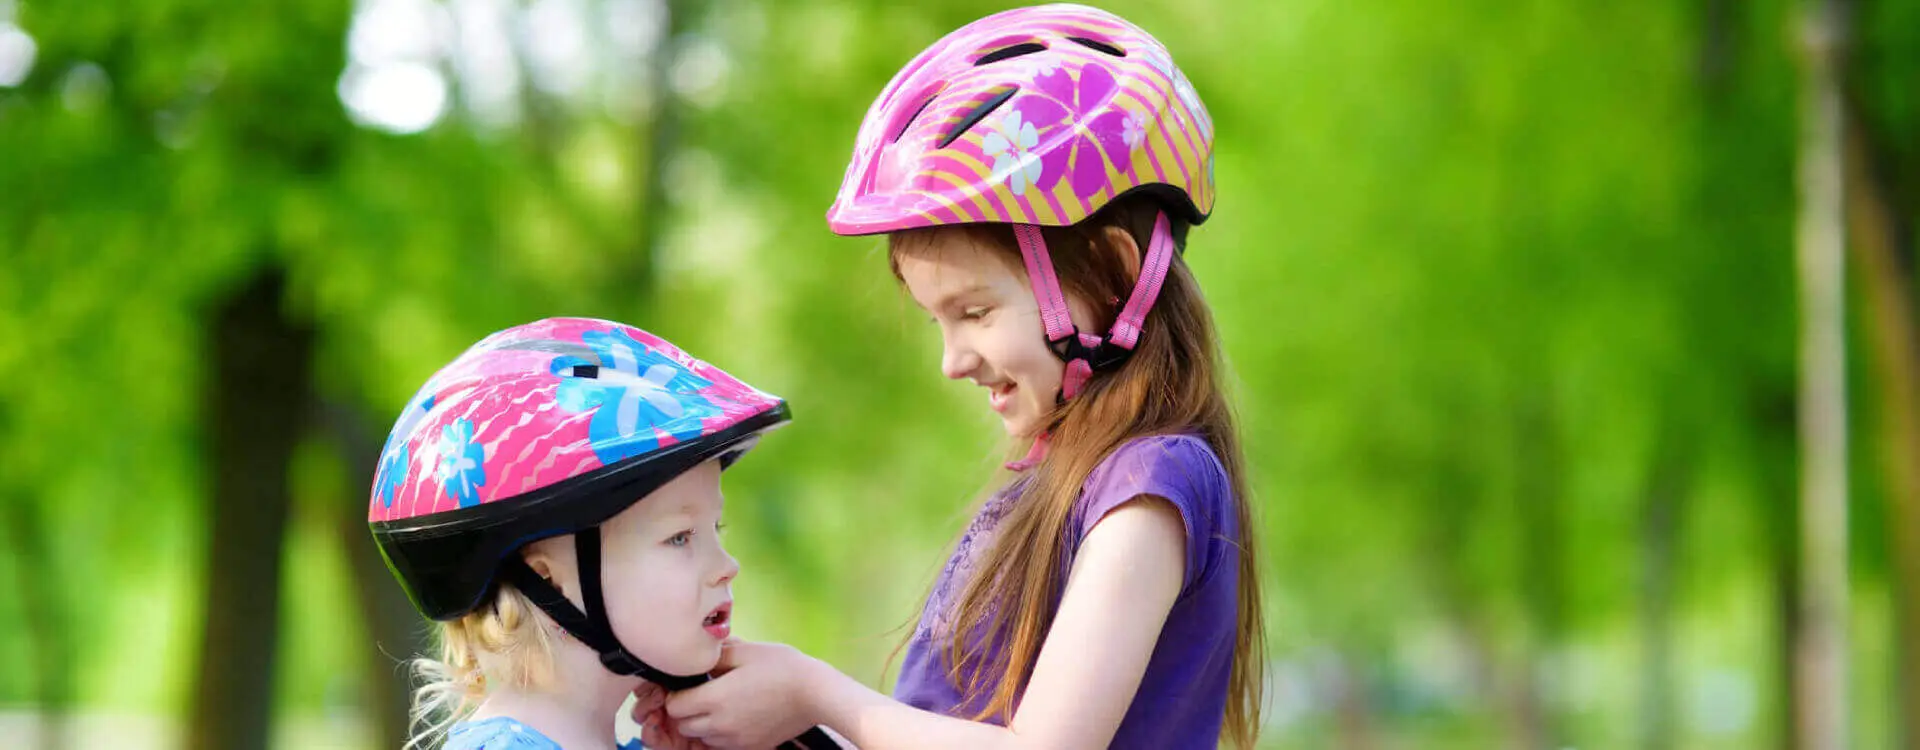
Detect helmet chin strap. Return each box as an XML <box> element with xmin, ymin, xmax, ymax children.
<box><xmin>498</xmin><ymin>528</ymin><xmax>708</xmax><ymax>690</ymax></box>
<box><xmin>1004</xmin><ymin>211</ymin><xmax>1178</xmax><ymax>471</ymax></box>
<box><xmin>502</xmin><ymin>533</ymin><xmax>847</xmax><ymax>750</ymax></box>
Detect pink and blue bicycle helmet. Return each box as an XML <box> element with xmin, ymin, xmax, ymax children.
<box><xmin>368</xmin><ymin>317</ymin><xmax>788</xmax><ymax>688</ymax></box>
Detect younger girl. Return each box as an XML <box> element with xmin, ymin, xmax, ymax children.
<box><xmin>367</xmin><ymin>317</ymin><xmax>798</xmax><ymax>750</ymax></box>
<box><xmin>661</xmin><ymin>5</ymin><xmax>1265</xmax><ymax>749</ymax></box>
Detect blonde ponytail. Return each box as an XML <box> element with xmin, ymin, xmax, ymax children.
<box><xmin>405</xmin><ymin>583</ymin><xmax>560</xmax><ymax>749</ymax></box>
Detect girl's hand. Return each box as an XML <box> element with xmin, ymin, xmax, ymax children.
<box><xmin>641</xmin><ymin>715</ymin><xmax>713</xmax><ymax>750</ymax></box>
<box><xmin>664</xmin><ymin>639</ymin><xmax>825</xmax><ymax>750</ymax></box>
<box><xmin>633</xmin><ymin>682</ymin><xmax>711</xmax><ymax>750</ymax></box>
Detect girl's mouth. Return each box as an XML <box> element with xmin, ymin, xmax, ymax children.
<box><xmin>702</xmin><ymin>602</ymin><xmax>731</xmax><ymax>639</ymax></box>
<box><xmin>989</xmin><ymin>382</ymin><xmax>1016</xmax><ymax>413</ymax></box>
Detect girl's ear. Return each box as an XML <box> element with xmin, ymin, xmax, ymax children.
<box><xmin>521</xmin><ymin>536</ymin><xmax>570</xmax><ymax>598</ymax></box>
<box><xmin>1100</xmin><ymin>224</ymin><xmax>1144</xmax><ymax>286</ymax></box>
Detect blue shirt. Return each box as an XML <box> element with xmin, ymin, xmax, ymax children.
<box><xmin>444</xmin><ymin>717</ymin><xmax>648</xmax><ymax>750</ymax></box>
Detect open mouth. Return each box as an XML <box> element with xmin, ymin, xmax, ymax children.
<box><xmin>702</xmin><ymin>602</ymin><xmax>732</xmax><ymax>639</ymax></box>
<box><xmin>988</xmin><ymin>382</ymin><xmax>1016</xmax><ymax>413</ymax></box>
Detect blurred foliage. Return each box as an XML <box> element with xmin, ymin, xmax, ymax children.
<box><xmin>0</xmin><ymin>0</ymin><xmax>1917</xmax><ymax>747</ymax></box>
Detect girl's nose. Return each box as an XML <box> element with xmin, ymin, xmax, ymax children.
<box><xmin>710</xmin><ymin>547</ymin><xmax>740</xmax><ymax>587</ymax></box>
<box><xmin>941</xmin><ymin>336</ymin><xmax>980</xmax><ymax>381</ymax></box>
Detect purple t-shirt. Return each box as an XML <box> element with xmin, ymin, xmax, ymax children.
<box><xmin>893</xmin><ymin>434</ymin><xmax>1241</xmax><ymax>749</ymax></box>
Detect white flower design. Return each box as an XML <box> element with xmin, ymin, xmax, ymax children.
<box><xmin>1122</xmin><ymin>109</ymin><xmax>1149</xmax><ymax>150</ymax></box>
<box><xmin>983</xmin><ymin>109</ymin><xmax>1043</xmax><ymax>195</ymax></box>
<box><xmin>595</xmin><ymin>336</ymin><xmax>690</xmax><ymax>434</ymax></box>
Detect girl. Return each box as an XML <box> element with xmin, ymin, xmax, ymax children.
<box><xmin>660</xmin><ymin>5</ymin><xmax>1265</xmax><ymax>749</ymax></box>
<box><xmin>368</xmin><ymin>317</ymin><xmax>823</xmax><ymax>749</ymax></box>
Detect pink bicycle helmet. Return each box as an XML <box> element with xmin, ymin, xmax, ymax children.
<box><xmin>828</xmin><ymin>4</ymin><xmax>1214</xmax><ymax>405</ymax></box>
<box><xmin>368</xmin><ymin>317</ymin><xmax>789</xmax><ymax>688</ymax></box>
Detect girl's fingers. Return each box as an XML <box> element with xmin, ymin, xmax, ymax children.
<box><xmin>645</xmin><ymin>718</ymin><xmax>702</xmax><ymax>750</ymax></box>
<box><xmin>666</xmin><ymin>688</ymin><xmax>717</xmax><ymax>720</ymax></box>
<box><xmin>674</xmin><ymin>715</ymin><xmax>712</xmax><ymax>740</ymax></box>
<box><xmin>631</xmin><ymin>683</ymin><xmax>669</xmax><ymax>721</ymax></box>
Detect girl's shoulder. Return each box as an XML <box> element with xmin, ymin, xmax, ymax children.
<box><xmin>1077</xmin><ymin>432</ymin><xmax>1233</xmax><ymax>526</ymax></box>
<box><xmin>443</xmin><ymin>717</ymin><xmax>566</xmax><ymax>750</ymax></box>
<box><xmin>1090</xmin><ymin>433</ymin><xmax>1228</xmax><ymax>492</ymax></box>
<box><xmin>1074</xmin><ymin>432</ymin><xmax>1236</xmax><ymax>593</ymax></box>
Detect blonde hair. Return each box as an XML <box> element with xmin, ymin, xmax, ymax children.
<box><xmin>406</xmin><ymin>583</ymin><xmax>560</xmax><ymax>750</ymax></box>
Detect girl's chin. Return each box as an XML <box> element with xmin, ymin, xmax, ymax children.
<box><xmin>1000</xmin><ymin>413</ymin><xmax>1045</xmax><ymax>440</ymax></box>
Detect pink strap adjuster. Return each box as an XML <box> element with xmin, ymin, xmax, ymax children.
<box><xmin>1005</xmin><ymin>211</ymin><xmax>1179</xmax><ymax>470</ymax></box>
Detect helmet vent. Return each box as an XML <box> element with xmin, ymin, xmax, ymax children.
<box><xmin>891</xmin><ymin>94</ymin><xmax>936</xmax><ymax>143</ymax></box>
<box><xmin>939</xmin><ymin>86</ymin><xmax>1018</xmax><ymax>148</ymax></box>
<box><xmin>974</xmin><ymin>42</ymin><xmax>1047</xmax><ymax>66</ymax></box>
<box><xmin>1068</xmin><ymin>36</ymin><xmax>1126</xmax><ymax>57</ymax></box>
<box><xmin>565</xmin><ymin>364</ymin><xmax>601</xmax><ymax>378</ymax></box>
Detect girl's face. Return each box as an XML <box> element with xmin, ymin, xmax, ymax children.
<box><xmin>896</xmin><ymin>229</ymin><xmax>1095</xmax><ymax>439</ymax></box>
<box><xmin>531</xmin><ymin>460</ymin><xmax>740</xmax><ymax>677</ymax></box>
<box><xmin>603</xmin><ymin>460</ymin><xmax>738</xmax><ymax>675</ymax></box>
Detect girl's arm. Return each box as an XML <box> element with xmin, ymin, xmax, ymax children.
<box><xmin>669</xmin><ymin>496</ymin><xmax>1186</xmax><ymax>750</ymax></box>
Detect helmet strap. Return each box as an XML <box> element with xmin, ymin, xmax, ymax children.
<box><xmin>497</xmin><ymin>529</ymin><xmax>709</xmax><ymax>690</ymax></box>
<box><xmin>501</xmin><ymin>534</ymin><xmax>845</xmax><ymax>749</ymax></box>
<box><xmin>1005</xmin><ymin>211</ymin><xmax>1177</xmax><ymax>469</ymax></box>
<box><xmin>1011</xmin><ymin>210</ymin><xmax>1179</xmax><ymax>402</ymax></box>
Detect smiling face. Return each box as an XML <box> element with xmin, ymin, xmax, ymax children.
<box><xmin>893</xmin><ymin>227</ymin><xmax>1099</xmax><ymax>438</ymax></box>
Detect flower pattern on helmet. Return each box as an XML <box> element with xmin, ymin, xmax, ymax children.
<box><xmin>367</xmin><ymin>318</ymin><xmax>787</xmax><ymax>527</ymax></box>
<box><xmin>1121</xmin><ymin>108</ymin><xmax>1149</xmax><ymax>151</ymax></box>
<box><xmin>984</xmin><ymin>109</ymin><xmax>1045</xmax><ymax>195</ymax></box>
<box><xmin>1020</xmin><ymin>64</ymin><xmax>1133</xmax><ymax>200</ymax></box>
<box><xmin>551</xmin><ymin>327</ymin><xmax>721</xmax><ymax>464</ymax></box>
<box><xmin>827</xmin><ymin>5</ymin><xmax>1217</xmax><ymax>235</ymax></box>
<box><xmin>437</xmin><ymin>418</ymin><xmax>487</xmax><ymax>508</ymax></box>
<box><xmin>374</xmin><ymin>391</ymin><xmax>436</xmax><ymax>508</ymax></box>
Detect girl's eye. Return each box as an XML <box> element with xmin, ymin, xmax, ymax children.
<box><xmin>961</xmin><ymin>306</ymin><xmax>991</xmax><ymax>320</ymax></box>
<box><xmin>667</xmin><ymin>531</ymin><xmax>693</xmax><ymax>547</ymax></box>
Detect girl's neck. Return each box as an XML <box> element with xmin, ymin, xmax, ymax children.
<box><xmin>470</xmin><ymin>649</ymin><xmax>636</xmax><ymax>750</ymax></box>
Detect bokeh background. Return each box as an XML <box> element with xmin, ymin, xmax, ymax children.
<box><xmin>1</xmin><ymin>0</ymin><xmax>1918</xmax><ymax>748</ymax></box>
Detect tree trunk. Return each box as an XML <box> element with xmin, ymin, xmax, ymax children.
<box><xmin>1639</xmin><ymin>439</ymin><xmax>1688</xmax><ymax>750</ymax></box>
<box><xmin>626</xmin><ymin>0</ymin><xmax>697</xmax><ymax>310</ymax></box>
<box><xmin>1416</xmin><ymin>455</ymin><xmax>1513</xmax><ymax>741</ymax></box>
<box><xmin>2</xmin><ymin>495</ymin><xmax>74</xmax><ymax>750</ymax></box>
<box><xmin>187</xmin><ymin>269</ymin><xmax>314</xmax><ymax>750</ymax></box>
<box><xmin>1328</xmin><ymin>651</ymin><xmax>1379</xmax><ymax>750</ymax></box>
<box><xmin>1790</xmin><ymin>0</ymin><xmax>1851</xmax><ymax>747</ymax></box>
<box><xmin>1696</xmin><ymin>0</ymin><xmax>1738</xmax><ymax>94</ymax></box>
<box><xmin>1514</xmin><ymin>401</ymin><xmax>1563</xmax><ymax>750</ymax></box>
<box><xmin>1776</xmin><ymin>514</ymin><xmax>1805</xmax><ymax>750</ymax></box>
<box><xmin>1841</xmin><ymin>91</ymin><xmax>1920</xmax><ymax>750</ymax></box>
<box><xmin>320</xmin><ymin>399</ymin><xmax>428</xmax><ymax>749</ymax></box>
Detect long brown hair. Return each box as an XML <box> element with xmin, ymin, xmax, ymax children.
<box><xmin>888</xmin><ymin>192</ymin><xmax>1266</xmax><ymax>748</ymax></box>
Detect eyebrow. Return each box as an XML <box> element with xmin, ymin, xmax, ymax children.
<box><xmin>677</xmin><ymin>492</ymin><xmax>722</xmax><ymax>518</ymax></box>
